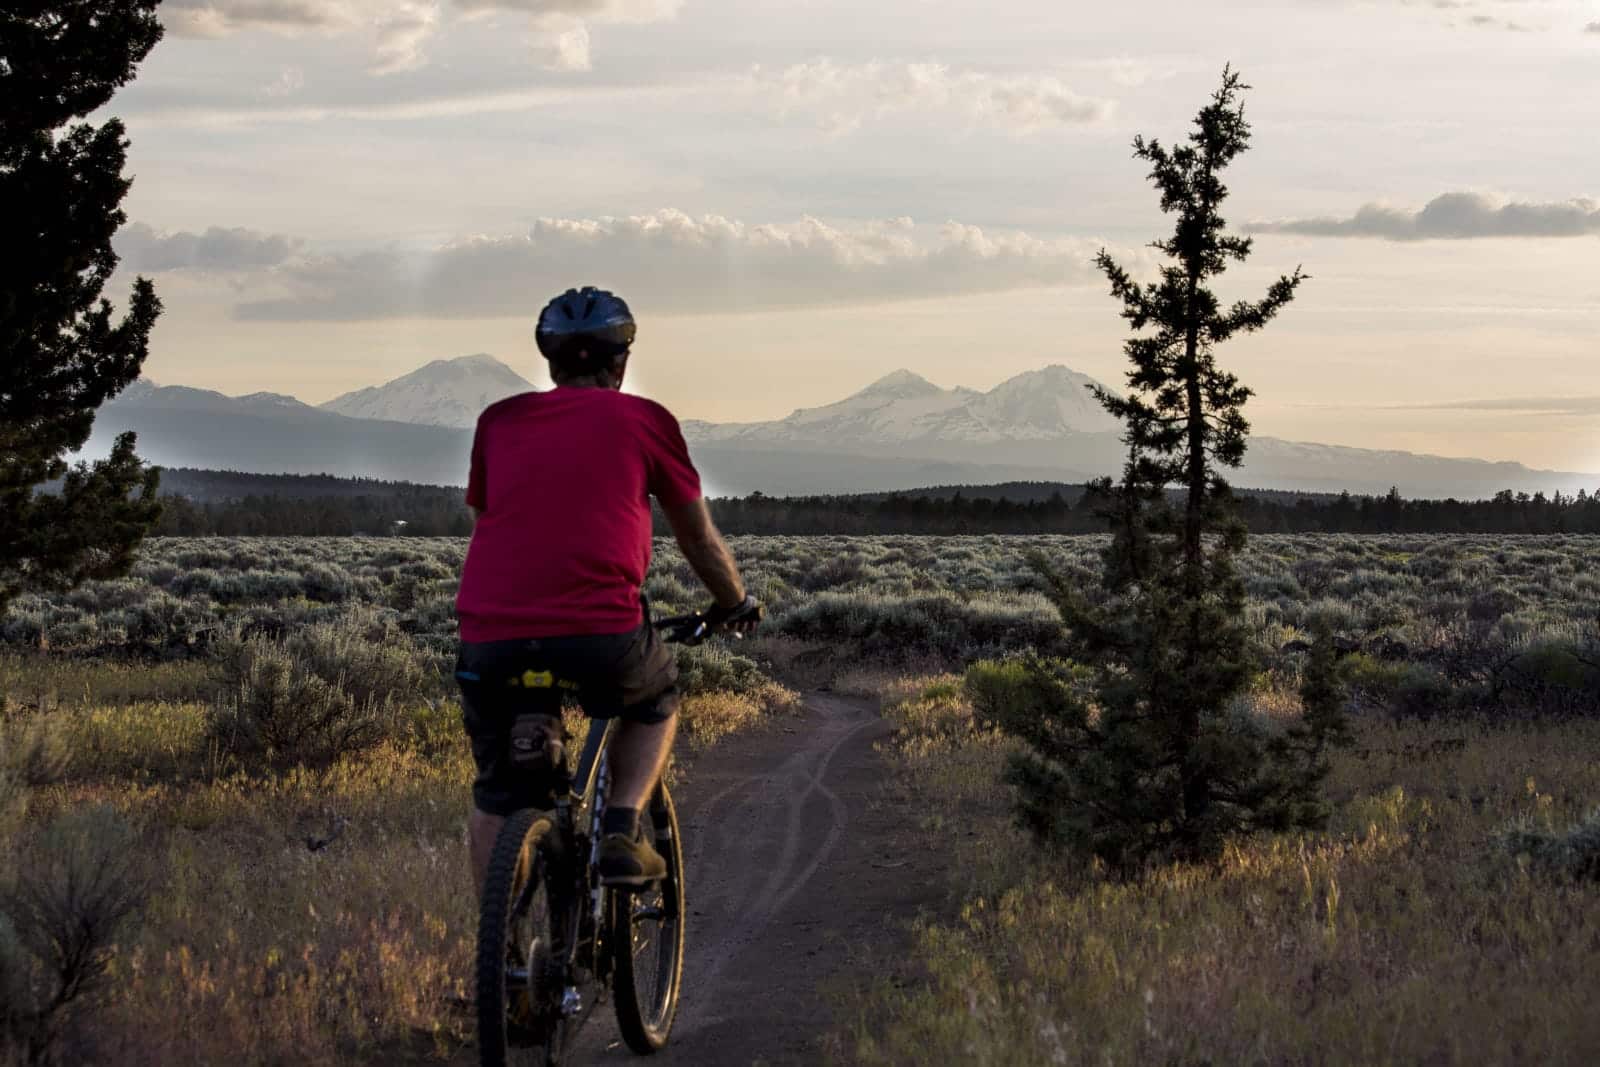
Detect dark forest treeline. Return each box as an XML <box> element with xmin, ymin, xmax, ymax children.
<box><xmin>698</xmin><ymin>486</ymin><xmax>1600</xmax><ymax>535</ymax></box>
<box><xmin>150</xmin><ymin>470</ymin><xmax>1600</xmax><ymax>536</ymax></box>
<box><xmin>156</xmin><ymin>488</ymin><xmax>475</xmax><ymax>536</ymax></box>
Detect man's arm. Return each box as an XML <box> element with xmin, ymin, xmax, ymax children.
<box><xmin>662</xmin><ymin>498</ymin><xmax>744</xmax><ymax>609</ymax></box>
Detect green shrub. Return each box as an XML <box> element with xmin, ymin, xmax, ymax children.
<box><xmin>1500</xmin><ymin>807</ymin><xmax>1600</xmax><ymax>881</ymax></box>
<box><xmin>1500</xmin><ymin>640</ymin><xmax>1600</xmax><ymax>715</ymax></box>
<box><xmin>965</xmin><ymin>656</ymin><xmax>1089</xmax><ymax>734</ymax></box>
<box><xmin>208</xmin><ymin>616</ymin><xmax>434</xmax><ymax>768</ymax></box>
<box><xmin>301</xmin><ymin>562</ymin><xmax>353</xmax><ymax>603</ymax></box>
<box><xmin>776</xmin><ymin>591</ymin><xmax>1061</xmax><ymax>664</ymax></box>
<box><xmin>1468</xmin><ymin>588</ymin><xmax>1521</xmax><ymax>623</ymax></box>
<box><xmin>674</xmin><ymin>645</ymin><xmax>769</xmax><ymax>697</ymax></box>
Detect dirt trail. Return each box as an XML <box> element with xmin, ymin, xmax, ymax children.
<box><xmin>575</xmin><ymin>693</ymin><xmax>944</xmax><ymax>1065</ymax></box>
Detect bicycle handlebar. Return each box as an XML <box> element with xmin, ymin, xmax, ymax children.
<box><xmin>654</xmin><ymin>613</ymin><xmax>712</xmax><ymax>646</ymax></box>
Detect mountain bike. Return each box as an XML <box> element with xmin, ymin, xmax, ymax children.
<box><xmin>475</xmin><ymin>613</ymin><xmax>711</xmax><ymax>1067</ymax></box>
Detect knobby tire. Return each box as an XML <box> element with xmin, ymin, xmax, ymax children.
<box><xmin>477</xmin><ymin>809</ymin><xmax>565</xmax><ymax>1067</ymax></box>
<box><xmin>611</xmin><ymin>783</ymin><xmax>687</xmax><ymax>1054</ymax></box>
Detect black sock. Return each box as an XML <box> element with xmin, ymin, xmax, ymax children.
<box><xmin>602</xmin><ymin>807</ymin><xmax>639</xmax><ymax>837</ymax></box>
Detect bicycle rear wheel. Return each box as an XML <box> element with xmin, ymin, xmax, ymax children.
<box><xmin>478</xmin><ymin>809</ymin><xmax>567</xmax><ymax>1067</ymax></box>
<box><xmin>611</xmin><ymin>782</ymin><xmax>686</xmax><ymax>1054</ymax></box>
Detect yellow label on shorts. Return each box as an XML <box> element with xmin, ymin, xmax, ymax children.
<box><xmin>521</xmin><ymin>669</ymin><xmax>555</xmax><ymax>689</ymax></box>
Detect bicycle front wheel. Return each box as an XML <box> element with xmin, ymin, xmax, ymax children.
<box><xmin>611</xmin><ymin>782</ymin><xmax>686</xmax><ymax>1054</ymax></box>
<box><xmin>478</xmin><ymin>809</ymin><xmax>566</xmax><ymax>1067</ymax></box>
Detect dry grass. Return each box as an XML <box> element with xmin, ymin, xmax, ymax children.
<box><xmin>850</xmin><ymin>680</ymin><xmax>1600</xmax><ymax>1066</ymax></box>
<box><xmin>679</xmin><ymin>683</ymin><xmax>800</xmax><ymax>747</ymax></box>
<box><xmin>0</xmin><ymin>645</ymin><xmax>794</xmax><ymax>1064</ymax></box>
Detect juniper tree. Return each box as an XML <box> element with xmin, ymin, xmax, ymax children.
<box><xmin>995</xmin><ymin>69</ymin><xmax>1346</xmax><ymax>870</ymax></box>
<box><xmin>0</xmin><ymin>2</ymin><xmax>165</xmax><ymax>614</ymax></box>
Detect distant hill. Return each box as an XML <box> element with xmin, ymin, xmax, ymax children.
<box><xmin>87</xmin><ymin>357</ymin><xmax>1600</xmax><ymax>499</ymax></box>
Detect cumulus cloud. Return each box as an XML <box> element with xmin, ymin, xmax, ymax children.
<box><xmin>163</xmin><ymin>0</ymin><xmax>678</xmax><ymax>73</ymax></box>
<box><xmin>233</xmin><ymin>209</ymin><xmax>1109</xmax><ymax>321</ymax></box>
<box><xmin>1250</xmin><ymin>192</ymin><xmax>1600</xmax><ymax>240</ymax></box>
<box><xmin>373</xmin><ymin>2</ymin><xmax>442</xmax><ymax>74</ymax></box>
<box><xmin>117</xmin><ymin>223</ymin><xmax>300</xmax><ymax>272</ymax></box>
<box><xmin>1586</xmin><ymin>20</ymin><xmax>1600</xmax><ymax>32</ymax></box>
<box><xmin>530</xmin><ymin>21</ymin><xmax>592</xmax><ymax>71</ymax></box>
<box><xmin>751</xmin><ymin>59</ymin><xmax>1113</xmax><ymax>135</ymax></box>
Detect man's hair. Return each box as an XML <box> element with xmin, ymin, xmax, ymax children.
<box><xmin>548</xmin><ymin>348</ymin><xmax>628</xmax><ymax>386</ymax></box>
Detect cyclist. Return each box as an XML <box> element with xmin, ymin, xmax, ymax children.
<box><xmin>455</xmin><ymin>287</ymin><xmax>761</xmax><ymax>893</ymax></box>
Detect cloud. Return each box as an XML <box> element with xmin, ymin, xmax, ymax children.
<box><xmin>750</xmin><ymin>59</ymin><xmax>1113</xmax><ymax>135</ymax></box>
<box><xmin>260</xmin><ymin>66</ymin><xmax>306</xmax><ymax>97</ymax></box>
<box><xmin>530</xmin><ymin>21</ymin><xmax>592</xmax><ymax>71</ymax></box>
<box><xmin>163</xmin><ymin>0</ymin><xmax>346</xmax><ymax>36</ymax></box>
<box><xmin>373</xmin><ymin>2</ymin><xmax>442</xmax><ymax>74</ymax></box>
<box><xmin>1467</xmin><ymin>13</ymin><xmax>1528</xmax><ymax>29</ymax></box>
<box><xmin>452</xmin><ymin>0</ymin><xmax>680</xmax><ymax>21</ymax></box>
<box><xmin>232</xmin><ymin>209</ymin><xmax>1110</xmax><ymax>321</ymax></box>
<box><xmin>1400</xmin><ymin>396</ymin><xmax>1600</xmax><ymax>415</ymax></box>
<box><xmin>117</xmin><ymin>223</ymin><xmax>300</xmax><ymax>272</ymax></box>
<box><xmin>1377</xmin><ymin>0</ymin><xmax>1565</xmax><ymax>32</ymax></box>
<box><xmin>1586</xmin><ymin>20</ymin><xmax>1600</xmax><ymax>32</ymax></box>
<box><xmin>1250</xmin><ymin>192</ymin><xmax>1600</xmax><ymax>240</ymax></box>
<box><xmin>163</xmin><ymin>0</ymin><xmax>678</xmax><ymax>73</ymax></box>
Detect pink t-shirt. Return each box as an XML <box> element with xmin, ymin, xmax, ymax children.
<box><xmin>456</xmin><ymin>387</ymin><xmax>702</xmax><ymax>641</ymax></box>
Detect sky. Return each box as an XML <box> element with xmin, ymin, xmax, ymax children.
<box><xmin>99</xmin><ymin>0</ymin><xmax>1600</xmax><ymax>472</ymax></box>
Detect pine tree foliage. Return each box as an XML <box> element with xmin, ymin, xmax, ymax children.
<box><xmin>0</xmin><ymin>2</ymin><xmax>165</xmax><ymax>612</ymax></box>
<box><xmin>999</xmin><ymin>69</ymin><xmax>1347</xmax><ymax>871</ymax></box>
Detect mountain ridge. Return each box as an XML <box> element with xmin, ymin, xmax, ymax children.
<box><xmin>89</xmin><ymin>356</ymin><xmax>1600</xmax><ymax>499</ymax></box>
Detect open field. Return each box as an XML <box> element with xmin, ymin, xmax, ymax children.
<box><xmin>3</xmin><ymin>534</ymin><xmax>1598</xmax><ymax>1064</ymax></box>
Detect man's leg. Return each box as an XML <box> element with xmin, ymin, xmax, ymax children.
<box><xmin>607</xmin><ymin>714</ymin><xmax>678</xmax><ymax>811</ymax></box>
<box><xmin>469</xmin><ymin>807</ymin><xmax>505</xmax><ymax>898</ymax></box>
<box><xmin>597</xmin><ymin>712</ymin><xmax>677</xmax><ymax>886</ymax></box>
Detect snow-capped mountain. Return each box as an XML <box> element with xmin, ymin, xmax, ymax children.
<box><xmin>318</xmin><ymin>354</ymin><xmax>536</xmax><ymax>428</ymax></box>
<box><xmin>89</xmin><ymin>358</ymin><xmax>1600</xmax><ymax>498</ymax></box>
<box><xmin>683</xmin><ymin>364</ymin><xmax>1120</xmax><ymax>446</ymax></box>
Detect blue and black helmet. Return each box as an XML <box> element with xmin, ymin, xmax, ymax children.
<box><xmin>535</xmin><ymin>287</ymin><xmax>636</xmax><ymax>365</ymax></box>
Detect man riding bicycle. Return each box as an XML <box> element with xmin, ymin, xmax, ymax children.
<box><xmin>455</xmin><ymin>287</ymin><xmax>761</xmax><ymax>893</ymax></box>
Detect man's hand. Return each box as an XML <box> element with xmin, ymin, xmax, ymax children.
<box><xmin>705</xmin><ymin>594</ymin><xmax>763</xmax><ymax>636</ymax></box>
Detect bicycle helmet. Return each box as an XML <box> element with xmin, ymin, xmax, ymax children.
<box><xmin>535</xmin><ymin>287</ymin><xmax>636</xmax><ymax>367</ymax></box>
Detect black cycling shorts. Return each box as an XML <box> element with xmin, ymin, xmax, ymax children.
<box><xmin>456</xmin><ymin>622</ymin><xmax>680</xmax><ymax>816</ymax></box>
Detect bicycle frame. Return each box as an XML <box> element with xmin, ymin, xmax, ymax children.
<box><xmin>546</xmin><ymin>716</ymin><xmax>621</xmax><ymax>1021</ymax></box>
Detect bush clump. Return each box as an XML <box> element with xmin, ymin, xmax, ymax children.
<box><xmin>1500</xmin><ymin>807</ymin><xmax>1600</xmax><ymax>881</ymax></box>
<box><xmin>776</xmin><ymin>591</ymin><xmax>1061</xmax><ymax>664</ymax></box>
<box><xmin>0</xmin><ymin>712</ymin><xmax>73</xmax><ymax>787</ymax></box>
<box><xmin>675</xmin><ymin>644</ymin><xmax>769</xmax><ymax>697</ymax></box>
<box><xmin>208</xmin><ymin>615</ymin><xmax>434</xmax><ymax>767</ymax></box>
<box><xmin>1</xmin><ymin>807</ymin><xmax>150</xmax><ymax>1064</ymax></box>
